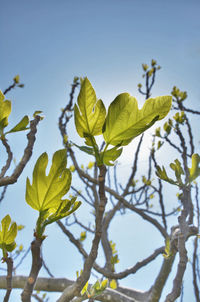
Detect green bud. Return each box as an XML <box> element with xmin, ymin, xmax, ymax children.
<box><xmin>13</xmin><ymin>75</ymin><xmax>20</xmax><ymax>84</ymax></box>
<box><xmin>151</xmin><ymin>59</ymin><xmax>157</xmax><ymax>66</ymax></box>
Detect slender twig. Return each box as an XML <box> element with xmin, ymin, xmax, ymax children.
<box><xmin>0</xmin><ymin>186</ymin><xmax>8</xmax><ymax>203</ymax></box>
<box><xmin>192</xmin><ymin>237</ymin><xmax>200</xmax><ymax>301</ymax></box>
<box><xmin>0</xmin><ymin>139</ymin><xmax>13</xmax><ymax>178</ymax></box>
<box><xmin>15</xmin><ymin>247</ymin><xmax>31</xmax><ymax>270</ymax></box>
<box><xmin>3</xmin><ymin>257</ymin><xmax>13</xmax><ymax>302</ymax></box>
<box><xmin>41</xmin><ymin>248</ymin><xmax>54</xmax><ymax>278</ymax></box>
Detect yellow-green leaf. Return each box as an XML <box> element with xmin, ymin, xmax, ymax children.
<box><xmin>189</xmin><ymin>153</ymin><xmax>200</xmax><ymax>183</ymax></box>
<box><xmin>100</xmin><ymin>279</ymin><xmax>108</xmax><ymax>290</ymax></box>
<box><xmin>74</xmin><ymin>78</ymin><xmax>106</xmax><ymax>139</ymax></box>
<box><xmin>103</xmin><ymin>94</ymin><xmax>172</xmax><ymax>146</ymax></box>
<box><xmin>5</xmin><ymin>115</ymin><xmax>29</xmax><ymax>135</ymax></box>
<box><xmin>110</xmin><ymin>279</ymin><xmax>117</xmax><ymax>289</ymax></box>
<box><xmin>0</xmin><ymin>90</ymin><xmax>12</xmax><ymax>134</ymax></box>
<box><xmin>0</xmin><ymin>215</ymin><xmax>18</xmax><ymax>256</ymax></box>
<box><xmin>26</xmin><ymin>149</ymin><xmax>71</xmax><ymax>211</ymax></box>
<box><xmin>101</xmin><ymin>145</ymin><xmax>123</xmax><ymax>166</ymax></box>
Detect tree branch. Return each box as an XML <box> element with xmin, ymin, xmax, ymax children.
<box><xmin>21</xmin><ymin>238</ymin><xmax>43</xmax><ymax>302</ymax></box>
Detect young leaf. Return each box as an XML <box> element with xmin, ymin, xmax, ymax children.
<box><xmin>0</xmin><ymin>215</ymin><xmax>18</xmax><ymax>257</ymax></box>
<box><xmin>156</xmin><ymin>165</ymin><xmax>177</xmax><ymax>185</ymax></box>
<box><xmin>5</xmin><ymin>115</ymin><xmax>29</xmax><ymax>135</ymax></box>
<box><xmin>103</xmin><ymin>93</ymin><xmax>172</xmax><ymax>146</ymax></box>
<box><xmin>0</xmin><ymin>90</ymin><xmax>11</xmax><ymax>135</ymax></box>
<box><xmin>110</xmin><ymin>279</ymin><xmax>117</xmax><ymax>289</ymax></box>
<box><xmin>73</xmin><ymin>143</ymin><xmax>95</xmax><ymax>156</ymax></box>
<box><xmin>101</xmin><ymin>145</ymin><xmax>123</xmax><ymax>166</ymax></box>
<box><xmin>170</xmin><ymin>159</ymin><xmax>184</xmax><ymax>184</ymax></box>
<box><xmin>74</xmin><ymin>78</ymin><xmax>106</xmax><ymax>138</ymax></box>
<box><xmin>26</xmin><ymin>149</ymin><xmax>71</xmax><ymax>212</ymax></box>
<box><xmin>100</xmin><ymin>279</ymin><xmax>108</xmax><ymax>290</ymax></box>
<box><xmin>189</xmin><ymin>153</ymin><xmax>200</xmax><ymax>183</ymax></box>
<box><xmin>43</xmin><ymin>197</ymin><xmax>81</xmax><ymax>228</ymax></box>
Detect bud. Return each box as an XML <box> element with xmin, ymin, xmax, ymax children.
<box><xmin>13</xmin><ymin>75</ymin><xmax>20</xmax><ymax>84</ymax></box>
<box><xmin>142</xmin><ymin>64</ymin><xmax>149</xmax><ymax>71</ymax></box>
<box><xmin>147</xmin><ymin>68</ymin><xmax>154</xmax><ymax>77</ymax></box>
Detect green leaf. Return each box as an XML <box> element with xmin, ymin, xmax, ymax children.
<box><xmin>26</xmin><ymin>149</ymin><xmax>72</xmax><ymax>212</ymax></box>
<box><xmin>101</xmin><ymin>145</ymin><xmax>123</xmax><ymax>166</ymax></box>
<box><xmin>163</xmin><ymin>121</ymin><xmax>172</xmax><ymax>135</ymax></box>
<box><xmin>189</xmin><ymin>153</ymin><xmax>200</xmax><ymax>183</ymax></box>
<box><xmin>156</xmin><ymin>165</ymin><xmax>177</xmax><ymax>185</ymax></box>
<box><xmin>0</xmin><ymin>215</ymin><xmax>18</xmax><ymax>257</ymax></box>
<box><xmin>103</xmin><ymin>94</ymin><xmax>172</xmax><ymax>146</ymax></box>
<box><xmin>74</xmin><ymin>78</ymin><xmax>106</xmax><ymax>138</ymax></box>
<box><xmin>43</xmin><ymin>198</ymin><xmax>81</xmax><ymax>227</ymax></box>
<box><xmin>5</xmin><ymin>115</ymin><xmax>29</xmax><ymax>135</ymax></box>
<box><xmin>170</xmin><ymin>159</ymin><xmax>184</xmax><ymax>183</ymax></box>
<box><xmin>0</xmin><ymin>90</ymin><xmax>11</xmax><ymax>134</ymax></box>
<box><xmin>73</xmin><ymin>143</ymin><xmax>95</xmax><ymax>156</ymax></box>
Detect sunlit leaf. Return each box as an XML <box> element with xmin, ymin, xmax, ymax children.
<box><xmin>0</xmin><ymin>90</ymin><xmax>11</xmax><ymax>134</ymax></box>
<box><xmin>103</xmin><ymin>93</ymin><xmax>172</xmax><ymax>146</ymax></box>
<box><xmin>73</xmin><ymin>143</ymin><xmax>95</xmax><ymax>156</ymax></box>
<box><xmin>0</xmin><ymin>215</ymin><xmax>18</xmax><ymax>257</ymax></box>
<box><xmin>43</xmin><ymin>197</ymin><xmax>81</xmax><ymax>228</ymax></box>
<box><xmin>26</xmin><ymin>149</ymin><xmax>71</xmax><ymax>211</ymax></box>
<box><xmin>101</xmin><ymin>145</ymin><xmax>123</xmax><ymax>166</ymax></box>
<box><xmin>74</xmin><ymin>78</ymin><xmax>106</xmax><ymax>139</ymax></box>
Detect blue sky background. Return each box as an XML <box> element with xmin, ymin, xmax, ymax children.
<box><xmin>1</xmin><ymin>0</ymin><xmax>200</xmax><ymax>301</ymax></box>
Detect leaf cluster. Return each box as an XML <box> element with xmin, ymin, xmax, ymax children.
<box><xmin>74</xmin><ymin>78</ymin><xmax>172</xmax><ymax>166</ymax></box>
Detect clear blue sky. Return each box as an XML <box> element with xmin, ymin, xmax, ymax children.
<box><xmin>1</xmin><ymin>0</ymin><xmax>200</xmax><ymax>301</ymax></box>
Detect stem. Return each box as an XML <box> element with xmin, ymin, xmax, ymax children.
<box><xmin>21</xmin><ymin>238</ymin><xmax>43</xmax><ymax>302</ymax></box>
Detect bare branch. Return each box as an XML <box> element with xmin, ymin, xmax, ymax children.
<box><xmin>3</xmin><ymin>257</ymin><xmax>13</xmax><ymax>302</ymax></box>
<box><xmin>0</xmin><ymin>116</ymin><xmax>41</xmax><ymax>187</ymax></box>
